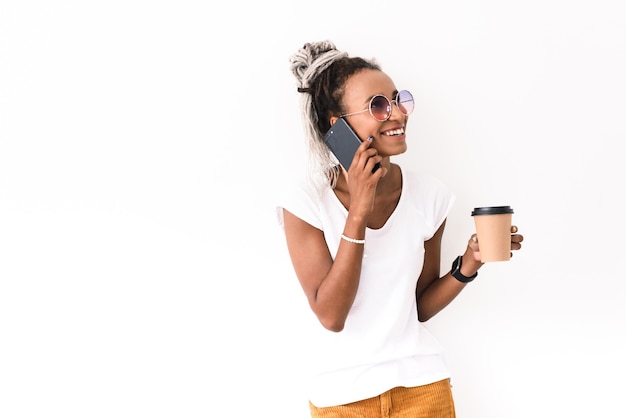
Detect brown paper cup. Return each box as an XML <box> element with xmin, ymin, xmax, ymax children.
<box><xmin>472</xmin><ymin>206</ymin><xmax>514</xmax><ymax>262</ymax></box>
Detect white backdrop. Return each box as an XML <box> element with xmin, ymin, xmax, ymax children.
<box><xmin>1</xmin><ymin>1</ymin><xmax>625</xmax><ymax>417</ymax></box>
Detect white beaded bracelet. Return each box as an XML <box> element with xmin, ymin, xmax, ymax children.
<box><xmin>341</xmin><ymin>234</ymin><xmax>365</xmax><ymax>245</ymax></box>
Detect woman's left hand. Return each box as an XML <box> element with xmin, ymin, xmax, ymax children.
<box><xmin>468</xmin><ymin>225</ymin><xmax>524</xmax><ymax>262</ymax></box>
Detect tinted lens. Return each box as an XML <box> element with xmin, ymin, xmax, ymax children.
<box><xmin>369</xmin><ymin>95</ymin><xmax>392</xmax><ymax>121</ymax></box>
<box><xmin>396</xmin><ymin>90</ymin><xmax>414</xmax><ymax>116</ymax></box>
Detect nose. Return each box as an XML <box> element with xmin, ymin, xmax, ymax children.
<box><xmin>388</xmin><ymin>99</ymin><xmax>405</xmax><ymax>121</ymax></box>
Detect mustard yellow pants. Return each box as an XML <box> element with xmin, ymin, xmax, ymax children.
<box><xmin>309</xmin><ymin>379</ymin><xmax>456</xmax><ymax>418</ymax></box>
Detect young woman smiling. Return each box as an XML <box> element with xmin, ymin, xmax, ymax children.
<box><xmin>276</xmin><ymin>40</ymin><xmax>523</xmax><ymax>418</ymax></box>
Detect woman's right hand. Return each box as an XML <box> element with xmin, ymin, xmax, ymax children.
<box><xmin>342</xmin><ymin>136</ymin><xmax>387</xmax><ymax>217</ymax></box>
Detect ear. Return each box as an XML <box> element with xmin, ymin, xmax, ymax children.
<box><xmin>329</xmin><ymin>116</ymin><xmax>339</xmax><ymax>126</ymax></box>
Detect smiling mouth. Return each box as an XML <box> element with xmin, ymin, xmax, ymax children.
<box><xmin>382</xmin><ymin>127</ymin><xmax>405</xmax><ymax>136</ymax></box>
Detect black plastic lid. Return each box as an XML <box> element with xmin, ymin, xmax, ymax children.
<box><xmin>471</xmin><ymin>206</ymin><xmax>514</xmax><ymax>216</ymax></box>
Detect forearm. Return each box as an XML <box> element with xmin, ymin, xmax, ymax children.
<box><xmin>313</xmin><ymin>213</ymin><xmax>368</xmax><ymax>331</ymax></box>
<box><xmin>417</xmin><ymin>251</ymin><xmax>482</xmax><ymax>321</ymax></box>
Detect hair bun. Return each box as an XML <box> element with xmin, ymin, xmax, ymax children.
<box><xmin>290</xmin><ymin>40</ymin><xmax>346</xmax><ymax>89</ymax></box>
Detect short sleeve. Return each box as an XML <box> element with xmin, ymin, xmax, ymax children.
<box><xmin>276</xmin><ymin>176</ymin><xmax>324</xmax><ymax>231</ymax></box>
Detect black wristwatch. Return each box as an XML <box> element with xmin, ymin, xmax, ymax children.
<box><xmin>451</xmin><ymin>255</ymin><xmax>477</xmax><ymax>283</ymax></box>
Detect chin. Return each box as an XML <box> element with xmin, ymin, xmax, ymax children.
<box><xmin>395</xmin><ymin>143</ymin><xmax>408</xmax><ymax>155</ymax></box>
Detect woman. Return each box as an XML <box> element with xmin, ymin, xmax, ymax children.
<box><xmin>276</xmin><ymin>40</ymin><xmax>523</xmax><ymax>417</ymax></box>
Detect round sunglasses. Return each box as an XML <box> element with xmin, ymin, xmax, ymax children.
<box><xmin>340</xmin><ymin>90</ymin><xmax>414</xmax><ymax>122</ymax></box>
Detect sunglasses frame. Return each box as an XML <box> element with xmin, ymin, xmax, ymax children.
<box><xmin>339</xmin><ymin>90</ymin><xmax>414</xmax><ymax>122</ymax></box>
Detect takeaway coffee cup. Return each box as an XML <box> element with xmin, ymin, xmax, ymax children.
<box><xmin>471</xmin><ymin>206</ymin><xmax>514</xmax><ymax>262</ymax></box>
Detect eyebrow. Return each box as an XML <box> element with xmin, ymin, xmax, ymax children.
<box><xmin>365</xmin><ymin>89</ymin><xmax>399</xmax><ymax>103</ymax></box>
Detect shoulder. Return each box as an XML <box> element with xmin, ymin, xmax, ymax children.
<box><xmin>276</xmin><ymin>174</ymin><xmax>328</xmax><ymax>229</ymax></box>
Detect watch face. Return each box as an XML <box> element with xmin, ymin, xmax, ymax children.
<box><xmin>452</xmin><ymin>256</ymin><xmax>461</xmax><ymax>272</ymax></box>
<box><xmin>451</xmin><ymin>256</ymin><xmax>476</xmax><ymax>283</ymax></box>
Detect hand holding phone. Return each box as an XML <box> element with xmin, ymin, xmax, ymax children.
<box><xmin>323</xmin><ymin>118</ymin><xmax>381</xmax><ymax>172</ymax></box>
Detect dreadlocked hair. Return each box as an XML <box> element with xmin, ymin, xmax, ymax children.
<box><xmin>289</xmin><ymin>40</ymin><xmax>380</xmax><ymax>192</ymax></box>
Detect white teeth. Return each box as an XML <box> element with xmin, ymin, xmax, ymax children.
<box><xmin>384</xmin><ymin>128</ymin><xmax>405</xmax><ymax>136</ymax></box>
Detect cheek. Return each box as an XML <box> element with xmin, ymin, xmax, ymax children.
<box><xmin>353</xmin><ymin>121</ymin><xmax>380</xmax><ymax>141</ymax></box>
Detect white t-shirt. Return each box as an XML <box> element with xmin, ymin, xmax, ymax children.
<box><xmin>276</xmin><ymin>167</ymin><xmax>455</xmax><ymax>408</ymax></box>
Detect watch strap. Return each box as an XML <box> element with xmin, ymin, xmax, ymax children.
<box><xmin>451</xmin><ymin>255</ymin><xmax>477</xmax><ymax>283</ymax></box>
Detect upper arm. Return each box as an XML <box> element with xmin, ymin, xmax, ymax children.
<box><xmin>416</xmin><ymin>219</ymin><xmax>446</xmax><ymax>297</ymax></box>
<box><xmin>281</xmin><ymin>208</ymin><xmax>334</xmax><ymax>306</ymax></box>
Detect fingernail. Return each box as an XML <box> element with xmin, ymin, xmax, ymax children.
<box><xmin>368</xmin><ymin>136</ymin><xmax>374</xmax><ymax>141</ymax></box>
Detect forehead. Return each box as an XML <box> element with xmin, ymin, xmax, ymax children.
<box><xmin>342</xmin><ymin>69</ymin><xmax>397</xmax><ymax>103</ymax></box>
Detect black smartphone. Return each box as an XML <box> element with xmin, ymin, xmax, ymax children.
<box><xmin>323</xmin><ymin>118</ymin><xmax>380</xmax><ymax>172</ymax></box>
<box><xmin>323</xmin><ymin>118</ymin><xmax>362</xmax><ymax>171</ymax></box>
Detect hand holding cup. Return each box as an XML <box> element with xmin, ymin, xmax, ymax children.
<box><xmin>470</xmin><ymin>206</ymin><xmax>524</xmax><ymax>262</ymax></box>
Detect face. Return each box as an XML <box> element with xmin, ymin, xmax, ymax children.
<box><xmin>331</xmin><ymin>69</ymin><xmax>409</xmax><ymax>158</ymax></box>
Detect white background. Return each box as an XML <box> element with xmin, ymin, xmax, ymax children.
<box><xmin>1</xmin><ymin>1</ymin><xmax>625</xmax><ymax>417</ymax></box>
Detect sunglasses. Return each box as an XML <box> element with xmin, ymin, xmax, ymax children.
<box><xmin>340</xmin><ymin>90</ymin><xmax>414</xmax><ymax>122</ymax></box>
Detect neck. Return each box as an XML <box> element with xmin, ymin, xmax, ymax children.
<box><xmin>375</xmin><ymin>158</ymin><xmax>399</xmax><ymax>189</ymax></box>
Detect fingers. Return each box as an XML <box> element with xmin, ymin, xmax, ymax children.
<box><xmin>469</xmin><ymin>233</ymin><xmax>479</xmax><ymax>249</ymax></box>
<box><xmin>469</xmin><ymin>231</ymin><xmax>524</xmax><ymax>248</ymax></box>
<box><xmin>352</xmin><ymin>136</ymin><xmax>385</xmax><ymax>176</ymax></box>
<box><xmin>467</xmin><ymin>234</ymin><xmax>482</xmax><ymax>261</ymax></box>
<box><xmin>468</xmin><ymin>227</ymin><xmax>524</xmax><ymax>261</ymax></box>
<box><xmin>471</xmin><ymin>230</ymin><xmax>523</xmax><ymax>243</ymax></box>
<box><xmin>510</xmin><ymin>225</ymin><xmax>524</xmax><ymax>245</ymax></box>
